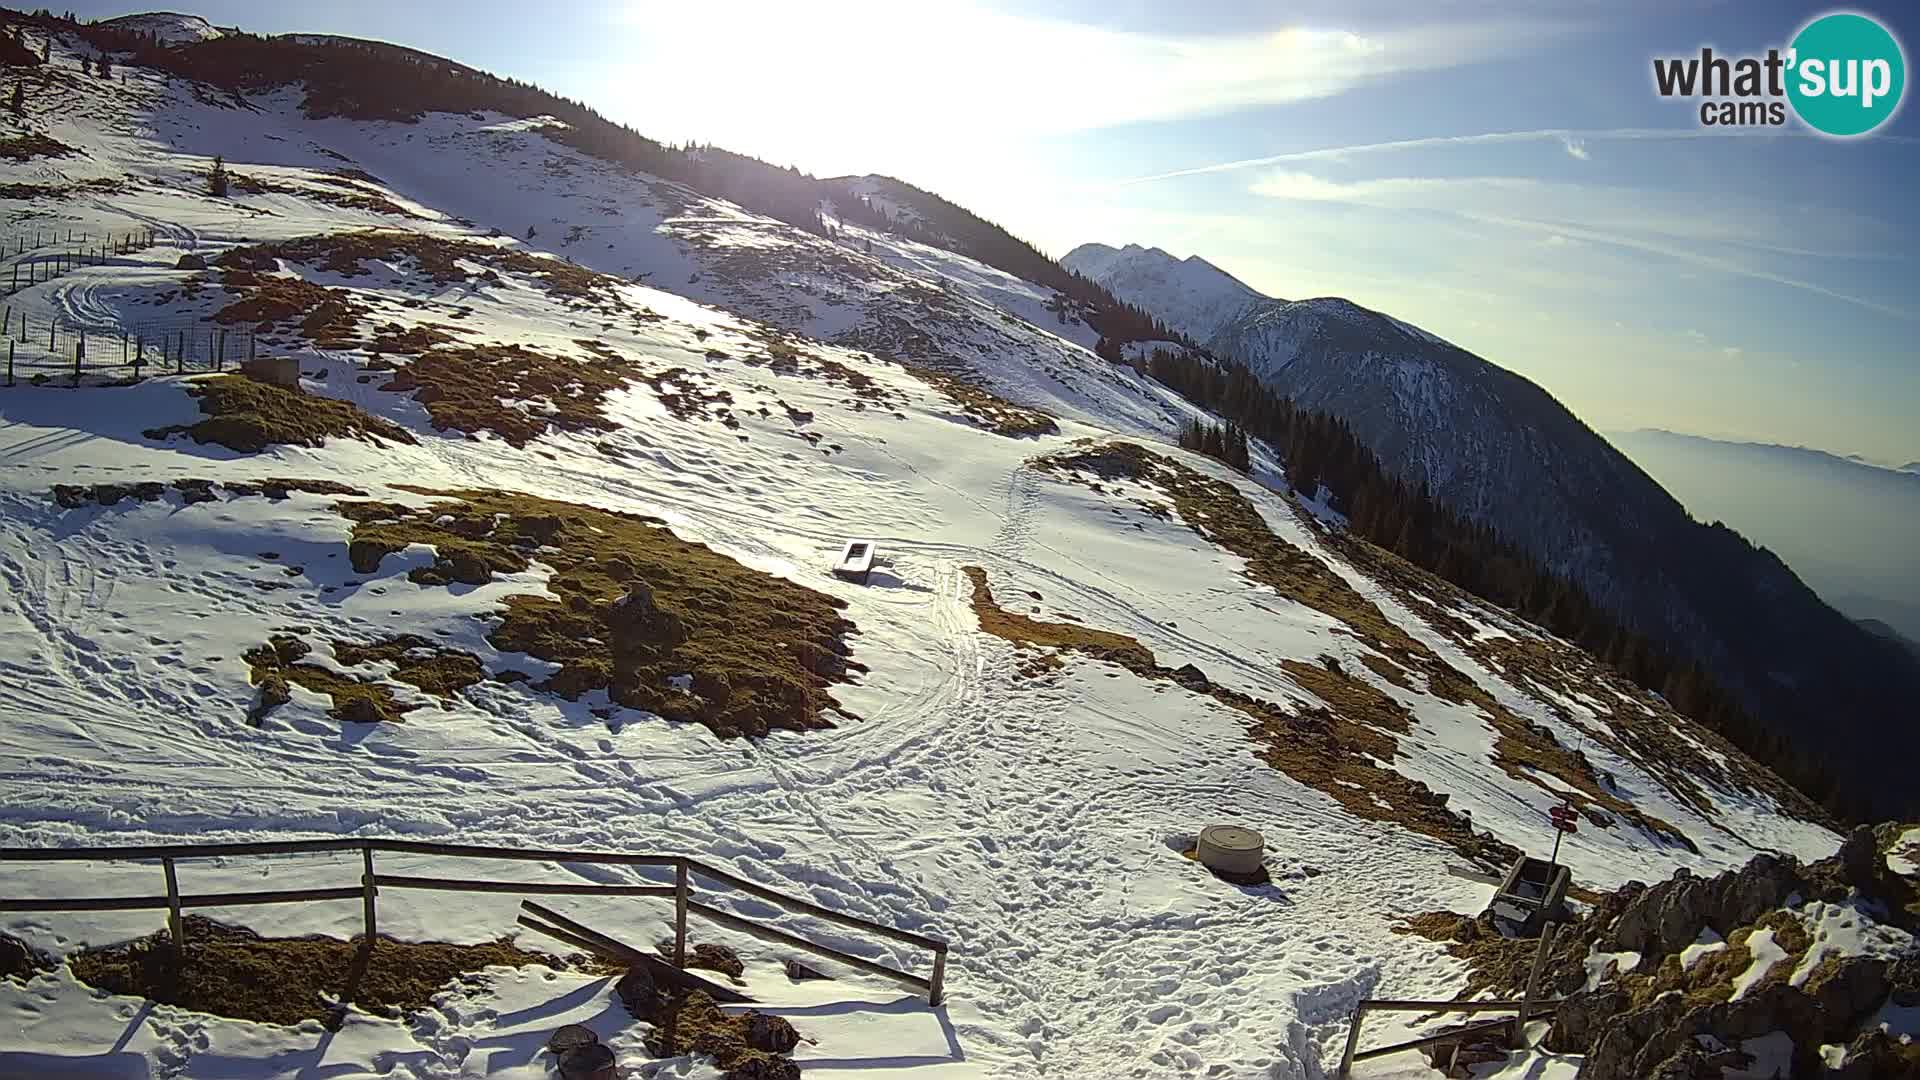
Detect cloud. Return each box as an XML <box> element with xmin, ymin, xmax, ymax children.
<box><xmin>1560</xmin><ymin>135</ymin><xmax>1590</xmax><ymax>161</ymax></box>
<box><xmin>1243</xmin><ymin>168</ymin><xmax>1914</xmax><ymax>318</ymax></box>
<box><xmin>1118</xmin><ymin>127</ymin><xmax>1918</xmax><ymax>186</ymax></box>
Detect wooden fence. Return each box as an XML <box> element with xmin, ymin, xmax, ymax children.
<box><xmin>1336</xmin><ymin>923</ymin><xmax>1561</xmax><ymax>1077</ymax></box>
<box><xmin>0</xmin><ymin>836</ymin><xmax>950</xmax><ymax>1006</ymax></box>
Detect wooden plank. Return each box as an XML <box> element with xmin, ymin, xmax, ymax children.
<box><xmin>685</xmin><ymin>859</ymin><xmax>947</xmax><ymax>953</ymax></box>
<box><xmin>374</xmin><ymin>874</ymin><xmax>674</xmax><ymax>898</ymax></box>
<box><xmin>520</xmin><ymin>901</ymin><xmax>753</xmax><ymax>1004</ymax></box>
<box><xmin>0</xmin><ymin>837</ymin><xmax>366</xmax><ymax>862</ymax></box>
<box><xmin>183</xmin><ymin>886</ymin><xmax>366</xmax><ymax>909</ymax></box>
<box><xmin>1352</xmin><ymin>1015</ymin><xmax>1521</xmax><ymax>1063</ymax></box>
<box><xmin>1355</xmin><ymin>998</ymin><xmax>1565</xmax><ymax>1014</ymax></box>
<box><xmin>929</xmin><ymin>949</ymin><xmax>946</xmax><ymax>1008</ymax></box>
<box><xmin>1516</xmin><ymin>922</ymin><xmax>1558</xmax><ymax>1049</ymax></box>
<box><xmin>370</xmin><ymin>839</ymin><xmax>679</xmax><ymax>869</ymax></box>
<box><xmin>685</xmin><ymin>899</ymin><xmax>929</xmax><ymax>993</ymax></box>
<box><xmin>1337</xmin><ymin>1005</ymin><xmax>1365</xmax><ymax>1078</ymax></box>
<box><xmin>517</xmin><ymin>915</ymin><xmax>619</xmax><ymax>960</ymax></box>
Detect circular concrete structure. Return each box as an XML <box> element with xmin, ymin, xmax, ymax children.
<box><xmin>1196</xmin><ymin>824</ymin><xmax>1265</xmax><ymax>875</ymax></box>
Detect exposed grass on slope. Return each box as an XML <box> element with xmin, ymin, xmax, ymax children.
<box><xmin>52</xmin><ymin>477</ymin><xmax>366</xmax><ymax>509</ymax></box>
<box><xmin>1036</xmin><ymin>442</ymin><xmax>1698</xmax><ymax>852</ymax></box>
<box><xmin>227</xmin><ymin>170</ymin><xmax>423</xmax><ymax>218</ymax></box>
<box><xmin>144</xmin><ymin>374</ymin><xmax>415</xmax><ymax>452</ymax></box>
<box><xmin>244</xmin><ymin>634</ymin><xmax>417</xmax><ymax>725</ymax></box>
<box><xmin>340</xmin><ymin>489</ymin><xmax>862</xmax><ymax>737</ymax></box>
<box><xmin>376</xmin><ymin>343</ymin><xmax>629</xmax><ymax>447</ymax></box>
<box><xmin>904</xmin><ymin>364</ymin><xmax>1058</xmax><ymax>437</ymax></box>
<box><xmin>0</xmin><ymin>132</ymin><xmax>77</xmax><ymax>160</ymax></box>
<box><xmin>644</xmin><ymin>990</ymin><xmax>801</xmax><ymax>1079</ymax></box>
<box><xmin>962</xmin><ymin>564</ymin><xmax>1505</xmax><ymax>864</ymax></box>
<box><xmin>211</xmin><ymin>274</ymin><xmax>366</xmax><ymax>346</ymax></box>
<box><xmin>332</xmin><ymin>635</ymin><xmax>488</xmax><ymax>698</ymax></box>
<box><xmin>1331</xmin><ymin>528</ymin><xmax>1826</xmax><ymax>834</ymax></box>
<box><xmin>68</xmin><ymin>916</ymin><xmax>554</xmax><ymax>1029</ymax></box>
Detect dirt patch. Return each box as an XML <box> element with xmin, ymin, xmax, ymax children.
<box><xmin>68</xmin><ymin>915</ymin><xmax>554</xmax><ymax>1029</ymax></box>
<box><xmin>644</xmin><ymin>990</ymin><xmax>802</xmax><ymax>1079</ymax></box>
<box><xmin>144</xmin><ymin>374</ymin><xmax>415</xmax><ymax>452</ymax></box>
<box><xmin>338</xmin><ymin>489</ymin><xmax>862</xmax><ymax>737</ymax></box>
<box><xmin>903</xmin><ymin>364</ymin><xmax>1057</xmax><ymax>437</ymax></box>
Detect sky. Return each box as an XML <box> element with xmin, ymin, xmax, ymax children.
<box><xmin>74</xmin><ymin>0</ymin><xmax>1920</xmax><ymax>463</ymax></box>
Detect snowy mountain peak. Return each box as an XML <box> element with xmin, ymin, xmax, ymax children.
<box><xmin>99</xmin><ymin>11</ymin><xmax>225</xmax><ymax>44</ymax></box>
<box><xmin>1061</xmin><ymin>242</ymin><xmax>1265</xmax><ymax>340</ymax></box>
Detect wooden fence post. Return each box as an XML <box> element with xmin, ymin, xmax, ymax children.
<box><xmin>6</xmin><ymin>340</ymin><xmax>13</xmax><ymax>387</ymax></box>
<box><xmin>72</xmin><ymin>337</ymin><xmax>81</xmax><ymax>388</ymax></box>
<box><xmin>1514</xmin><ymin>922</ymin><xmax>1557</xmax><ymax>1049</ymax></box>
<box><xmin>929</xmin><ymin>947</ymin><xmax>946</xmax><ymax>1007</ymax></box>
<box><xmin>1338</xmin><ymin>1004</ymin><xmax>1366</xmax><ymax>1078</ymax></box>
<box><xmin>162</xmin><ymin>857</ymin><xmax>184</xmax><ymax>953</ymax></box>
<box><xmin>673</xmin><ymin>862</ymin><xmax>688</xmax><ymax>968</ymax></box>
<box><xmin>361</xmin><ymin>846</ymin><xmax>377</xmax><ymax>945</ymax></box>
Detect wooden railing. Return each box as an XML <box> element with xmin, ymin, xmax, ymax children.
<box><xmin>0</xmin><ymin>837</ymin><xmax>949</xmax><ymax>1005</ymax></box>
<box><xmin>1336</xmin><ymin>923</ymin><xmax>1560</xmax><ymax>1077</ymax></box>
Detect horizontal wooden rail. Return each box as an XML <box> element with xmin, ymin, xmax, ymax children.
<box><xmin>373</xmin><ymin>874</ymin><xmax>676</xmax><ymax>898</ymax></box>
<box><xmin>0</xmin><ymin>837</ymin><xmax>949</xmax><ymax>1005</ymax></box>
<box><xmin>687</xmin><ymin>899</ymin><xmax>930</xmax><ymax>994</ymax></box>
<box><xmin>1351</xmin><ymin>1013</ymin><xmax>1537</xmax><ymax>1064</ymax></box>
<box><xmin>1354</xmin><ymin>998</ymin><xmax>1565</xmax><ymax>1014</ymax></box>
<box><xmin>0</xmin><ymin>885</ymin><xmax>364</xmax><ymax>913</ymax></box>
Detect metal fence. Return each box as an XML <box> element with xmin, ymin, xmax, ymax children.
<box><xmin>2</xmin><ymin>309</ymin><xmax>256</xmax><ymax>387</ymax></box>
<box><xmin>1</xmin><ymin>227</ymin><xmax>159</xmax><ymax>295</ymax></box>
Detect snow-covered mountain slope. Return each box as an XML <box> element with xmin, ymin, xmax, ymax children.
<box><xmin>97</xmin><ymin>11</ymin><xmax>223</xmax><ymax>44</ymax></box>
<box><xmin>1065</xmin><ymin>243</ymin><xmax>1920</xmax><ymax>821</ymax></box>
<box><xmin>1065</xmin><ymin>241</ymin><xmax>1264</xmax><ymax>342</ymax></box>
<box><xmin>0</xmin><ymin>23</ymin><xmax>1855</xmax><ymax>1080</ymax></box>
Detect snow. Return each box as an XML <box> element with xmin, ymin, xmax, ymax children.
<box><xmin>1723</xmin><ymin>1030</ymin><xmax>1794</xmax><ymax>1079</ymax></box>
<box><xmin>1889</xmin><ymin>826</ymin><xmax>1920</xmax><ymax>876</ymax></box>
<box><xmin>1582</xmin><ymin>946</ymin><xmax>1640</xmax><ymax>991</ymax></box>
<box><xmin>1678</xmin><ymin>927</ymin><xmax>1727</xmax><ymax>970</ymax></box>
<box><xmin>1788</xmin><ymin>896</ymin><xmax>1916</xmax><ymax>987</ymax></box>
<box><xmin>0</xmin><ymin>29</ymin><xmax>1854</xmax><ymax>1080</ymax></box>
<box><xmin>1730</xmin><ymin>929</ymin><xmax>1787</xmax><ymax>1001</ymax></box>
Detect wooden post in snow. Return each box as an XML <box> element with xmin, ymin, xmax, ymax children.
<box><xmin>673</xmin><ymin>861</ymin><xmax>688</xmax><ymax>968</ymax></box>
<box><xmin>163</xmin><ymin>857</ymin><xmax>184</xmax><ymax>954</ymax></box>
<box><xmin>360</xmin><ymin>846</ymin><xmax>377</xmax><ymax>946</ymax></box>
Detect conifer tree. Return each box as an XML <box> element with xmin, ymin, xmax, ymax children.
<box><xmin>207</xmin><ymin>155</ymin><xmax>228</xmax><ymax>197</ymax></box>
<box><xmin>9</xmin><ymin>82</ymin><xmax>22</xmax><ymax>115</ymax></box>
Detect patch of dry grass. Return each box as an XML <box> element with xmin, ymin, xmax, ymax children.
<box><xmin>903</xmin><ymin>365</ymin><xmax>1057</xmax><ymax>437</ymax></box>
<box><xmin>338</xmin><ymin>489</ymin><xmax>862</xmax><ymax>737</ymax></box>
<box><xmin>244</xmin><ymin>634</ymin><xmax>417</xmax><ymax>725</ymax></box>
<box><xmin>332</xmin><ymin>635</ymin><xmax>487</xmax><ymax>698</ymax></box>
<box><xmin>144</xmin><ymin>374</ymin><xmax>415</xmax><ymax>452</ymax></box>
<box><xmin>644</xmin><ymin>990</ymin><xmax>801</xmax><ymax>1079</ymax></box>
<box><xmin>377</xmin><ymin>343</ymin><xmax>629</xmax><ymax>447</ymax></box>
<box><xmin>68</xmin><ymin>916</ymin><xmax>555</xmax><ymax>1029</ymax></box>
<box><xmin>0</xmin><ymin>133</ymin><xmax>77</xmax><ymax>160</ymax></box>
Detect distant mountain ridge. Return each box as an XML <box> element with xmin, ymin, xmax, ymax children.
<box><xmin>1065</xmin><ymin>242</ymin><xmax>1920</xmax><ymax>817</ymax></box>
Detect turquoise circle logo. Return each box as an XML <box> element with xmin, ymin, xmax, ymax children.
<box><xmin>1787</xmin><ymin>12</ymin><xmax>1906</xmax><ymax>136</ymax></box>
